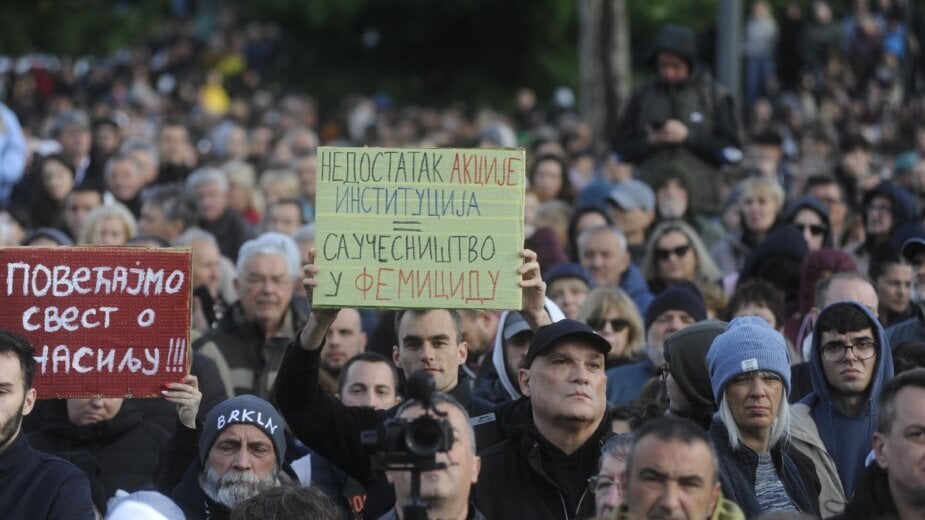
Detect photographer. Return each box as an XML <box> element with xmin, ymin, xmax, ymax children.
<box><xmin>274</xmin><ymin>248</ymin><xmax>550</xmax><ymax>518</ymax></box>
<box><xmin>378</xmin><ymin>393</ymin><xmax>484</xmax><ymax>520</ymax></box>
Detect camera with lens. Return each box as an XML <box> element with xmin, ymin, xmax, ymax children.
<box><xmin>361</xmin><ymin>371</ymin><xmax>454</xmax><ymax>472</ymax></box>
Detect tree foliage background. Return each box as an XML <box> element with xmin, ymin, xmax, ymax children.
<box><xmin>2</xmin><ymin>0</ymin><xmax>828</xmax><ymax>107</ymax></box>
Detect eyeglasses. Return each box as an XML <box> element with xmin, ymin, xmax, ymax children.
<box><xmin>794</xmin><ymin>223</ymin><xmax>827</xmax><ymax>236</ymax></box>
<box><xmin>588</xmin><ymin>317</ymin><xmax>630</xmax><ymax>333</ymax></box>
<box><xmin>820</xmin><ymin>338</ymin><xmax>877</xmax><ymax>362</ymax></box>
<box><xmin>867</xmin><ymin>203</ymin><xmax>892</xmax><ymax>213</ymax></box>
<box><xmin>659</xmin><ymin>363</ymin><xmax>670</xmax><ymax>382</ymax></box>
<box><xmin>655</xmin><ymin>244</ymin><xmax>691</xmax><ymax>261</ymax></box>
<box><xmin>587</xmin><ymin>475</ymin><xmax>621</xmax><ymax>495</ymax></box>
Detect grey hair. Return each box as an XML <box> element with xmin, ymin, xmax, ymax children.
<box><xmin>120</xmin><ymin>139</ymin><xmax>160</xmax><ymax>169</ymax></box>
<box><xmin>236</xmin><ymin>232</ymin><xmax>301</xmax><ymax>279</ymax></box>
<box><xmin>185</xmin><ymin>167</ymin><xmax>230</xmax><ymax>193</ymax></box>
<box><xmin>104</xmin><ymin>153</ymin><xmax>140</xmax><ymax>181</ymax></box>
<box><xmin>718</xmin><ymin>392</ymin><xmax>791</xmax><ymax>451</ymax></box>
<box><xmin>172</xmin><ymin>227</ymin><xmax>219</xmax><ymax>248</ymax></box>
<box><xmin>577</xmin><ymin>225</ymin><xmax>628</xmax><ymax>256</ymax></box>
<box><xmin>292</xmin><ymin>224</ymin><xmax>315</xmax><ymax>245</ymax></box>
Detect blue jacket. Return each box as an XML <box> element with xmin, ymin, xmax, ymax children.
<box><xmin>605</xmin><ymin>357</ymin><xmax>655</xmax><ymax>405</ymax></box>
<box><xmin>800</xmin><ymin>302</ymin><xmax>894</xmax><ymax>498</ymax></box>
<box><xmin>0</xmin><ymin>432</ymin><xmax>96</xmax><ymax>519</ymax></box>
<box><xmin>620</xmin><ymin>263</ymin><xmax>654</xmax><ymax>315</ymax></box>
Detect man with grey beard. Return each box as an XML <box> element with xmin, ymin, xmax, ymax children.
<box><xmin>172</xmin><ymin>395</ymin><xmax>291</xmax><ymax>519</ymax></box>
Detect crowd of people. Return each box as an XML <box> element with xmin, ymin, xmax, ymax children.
<box><xmin>4</xmin><ymin>0</ymin><xmax>925</xmax><ymax>519</ymax></box>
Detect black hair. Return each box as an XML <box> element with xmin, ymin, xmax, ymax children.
<box><xmin>625</xmin><ymin>416</ymin><xmax>719</xmax><ymax>484</ymax></box>
<box><xmin>876</xmin><ymin>368</ymin><xmax>925</xmax><ymax>434</ymax></box>
<box><xmin>724</xmin><ymin>279</ymin><xmax>786</xmax><ymax>329</ymax></box>
<box><xmin>0</xmin><ymin>329</ymin><xmax>36</xmax><ymax>390</ymax></box>
<box><xmin>394</xmin><ymin>309</ymin><xmax>463</xmax><ymax>344</ymax></box>
<box><xmin>815</xmin><ymin>302</ymin><xmax>874</xmax><ymax>337</ymax></box>
<box><xmin>229</xmin><ymin>484</ymin><xmax>340</xmax><ymax>520</ymax></box>
<box><xmin>567</xmin><ymin>206</ymin><xmax>613</xmax><ymax>260</ymax></box>
<box><xmin>140</xmin><ymin>183</ymin><xmax>198</xmax><ymax>230</ymax></box>
<box><xmin>868</xmin><ymin>242</ymin><xmax>908</xmax><ymax>282</ymax></box>
<box><xmin>336</xmin><ymin>351</ymin><xmax>401</xmax><ymax>397</ymax></box>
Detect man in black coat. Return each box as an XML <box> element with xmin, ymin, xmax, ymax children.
<box><xmin>0</xmin><ymin>329</ymin><xmax>96</xmax><ymax>519</ymax></box>
<box><xmin>471</xmin><ymin>319</ymin><xmax>612</xmax><ymax>520</ymax></box>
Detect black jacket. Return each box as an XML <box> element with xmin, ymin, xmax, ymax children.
<box><xmin>471</xmin><ymin>398</ymin><xmax>611</xmax><ymax>520</ymax></box>
<box><xmin>832</xmin><ymin>463</ymin><xmax>900</xmax><ymax>520</ymax></box>
<box><xmin>0</xmin><ymin>432</ymin><xmax>97</xmax><ymax>519</ymax></box>
<box><xmin>275</xmin><ymin>341</ymin><xmax>495</xmax><ymax>519</ymax></box>
<box><xmin>708</xmin><ymin>419</ymin><xmax>820</xmax><ymax>518</ymax></box>
<box><xmin>28</xmin><ymin>399</ymin><xmax>170</xmax><ymax>498</ymax></box>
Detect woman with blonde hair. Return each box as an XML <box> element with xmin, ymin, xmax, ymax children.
<box><xmin>577</xmin><ymin>287</ymin><xmax>645</xmax><ymax>367</ymax></box>
<box><xmin>78</xmin><ymin>202</ymin><xmax>137</xmax><ymax>245</ymax></box>
<box><xmin>710</xmin><ymin>176</ymin><xmax>785</xmax><ymax>277</ymax></box>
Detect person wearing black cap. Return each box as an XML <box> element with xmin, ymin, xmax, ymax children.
<box><xmin>612</xmin><ymin>24</ymin><xmax>742</xmax><ymax>217</ymax></box>
<box><xmin>472</xmin><ymin>319</ymin><xmax>612</xmax><ymax>520</ymax></box>
<box><xmin>606</xmin><ymin>281</ymin><xmax>707</xmax><ymax>406</ymax></box>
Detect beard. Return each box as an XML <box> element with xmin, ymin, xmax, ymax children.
<box><xmin>199</xmin><ymin>462</ymin><xmax>281</xmax><ymax>509</ymax></box>
<box><xmin>0</xmin><ymin>400</ymin><xmax>24</xmax><ymax>452</ymax></box>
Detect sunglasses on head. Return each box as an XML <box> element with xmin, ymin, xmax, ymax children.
<box><xmin>655</xmin><ymin>244</ymin><xmax>691</xmax><ymax>261</ymax></box>
<box><xmin>588</xmin><ymin>317</ymin><xmax>630</xmax><ymax>332</ymax></box>
<box><xmin>794</xmin><ymin>223</ymin><xmax>827</xmax><ymax>236</ymax></box>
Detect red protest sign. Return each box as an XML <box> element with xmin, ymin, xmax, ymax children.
<box><xmin>0</xmin><ymin>247</ymin><xmax>191</xmax><ymax>398</ymax></box>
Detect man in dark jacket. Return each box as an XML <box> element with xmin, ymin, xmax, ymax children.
<box><xmin>795</xmin><ymin>301</ymin><xmax>894</xmax><ymax>499</ymax></box>
<box><xmin>613</xmin><ymin>24</ymin><xmax>742</xmax><ymax>216</ymax></box>
<box><xmin>172</xmin><ymin>394</ymin><xmax>292</xmax><ymax>520</ymax></box>
<box><xmin>0</xmin><ymin>329</ymin><xmax>96</xmax><ymax>519</ymax></box>
<box><xmin>194</xmin><ymin>231</ymin><xmax>308</xmax><ymax>399</ymax></box>
<box><xmin>471</xmin><ymin>319</ymin><xmax>612</xmax><ymax>520</ymax></box>
<box><xmin>833</xmin><ymin>368</ymin><xmax>925</xmax><ymax>520</ymax></box>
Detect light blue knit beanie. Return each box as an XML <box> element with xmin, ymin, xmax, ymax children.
<box><xmin>707</xmin><ymin>316</ymin><xmax>791</xmax><ymax>400</ymax></box>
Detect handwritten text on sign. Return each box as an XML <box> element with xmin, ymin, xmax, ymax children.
<box><xmin>314</xmin><ymin>147</ymin><xmax>525</xmax><ymax>310</ymax></box>
<box><xmin>0</xmin><ymin>247</ymin><xmax>191</xmax><ymax>398</ymax></box>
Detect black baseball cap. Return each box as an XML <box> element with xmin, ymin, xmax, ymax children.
<box><xmin>523</xmin><ymin>319</ymin><xmax>611</xmax><ymax>368</ymax></box>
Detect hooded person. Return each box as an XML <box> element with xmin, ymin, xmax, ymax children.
<box><xmin>796</xmin><ymin>301</ymin><xmax>894</xmax><ymax>501</ymax></box>
<box><xmin>612</xmin><ymin>24</ymin><xmax>742</xmax><ymax>217</ymax></box>
<box><xmin>846</xmin><ymin>182</ymin><xmax>920</xmax><ymax>274</ymax></box>
<box><xmin>474</xmin><ymin>298</ymin><xmax>566</xmax><ymax>404</ymax></box>
<box><xmin>887</xmin><ymin>226</ymin><xmax>925</xmax><ymax>347</ymax></box>
<box><xmin>784</xmin><ymin>195</ymin><xmax>833</xmax><ymax>251</ymax></box>
<box><xmin>738</xmin><ymin>225</ymin><xmax>809</xmax><ymax>318</ymax></box>
<box><xmin>171</xmin><ymin>395</ymin><xmax>292</xmax><ymax>520</ymax></box>
<box><xmin>662</xmin><ymin>320</ymin><xmax>727</xmax><ymax>429</ymax></box>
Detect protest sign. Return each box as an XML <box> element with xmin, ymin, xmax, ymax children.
<box><xmin>314</xmin><ymin>146</ymin><xmax>525</xmax><ymax>310</ymax></box>
<box><xmin>0</xmin><ymin>247</ymin><xmax>192</xmax><ymax>398</ymax></box>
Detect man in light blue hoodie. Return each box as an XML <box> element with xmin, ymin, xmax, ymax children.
<box><xmin>794</xmin><ymin>301</ymin><xmax>894</xmax><ymax>500</ymax></box>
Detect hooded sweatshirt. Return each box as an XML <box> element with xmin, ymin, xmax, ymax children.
<box><xmin>799</xmin><ymin>302</ymin><xmax>894</xmax><ymax>498</ymax></box>
<box><xmin>474</xmin><ymin>299</ymin><xmax>566</xmax><ymax>404</ymax></box>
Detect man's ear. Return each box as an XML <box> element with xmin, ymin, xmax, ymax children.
<box><xmin>708</xmin><ymin>481</ymin><xmax>721</xmax><ymax>515</ymax></box>
<box><xmin>392</xmin><ymin>345</ymin><xmax>401</xmax><ymax>368</ymax></box>
<box><xmin>518</xmin><ymin>368</ymin><xmax>531</xmax><ymax>396</ymax></box>
<box><xmin>471</xmin><ymin>455</ymin><xmax>481</xmax><ymax>484</ymax></box>
<box><xmin>457</xmin><ymin>340</ymin><xmax>468</xmax><ymax>366</ymax></box>
<box><xmin>22</xmin><ymin>388</ymin><xmax>36</xmax><ymax>416</ymax></box>
<box><xmin>872</xmin><ymin>431</ymin><xmax>889</xmax><ymax>469</ymax></box>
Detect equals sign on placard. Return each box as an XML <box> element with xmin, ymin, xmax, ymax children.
<box><xmin>165</xmin><ymin>337</ymin><xmax>187</xmax><ymax>373</ymax></box>
<box><xmin>393</xmin><ymin>220</ymin><xmax>422</xmax><ymax>233</ymax></box>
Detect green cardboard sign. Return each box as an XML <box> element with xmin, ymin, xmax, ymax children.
<box><xmin>314</xmin><ymin>146</ymin><xmax>525</xmax><ymax>310</ymax></box>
